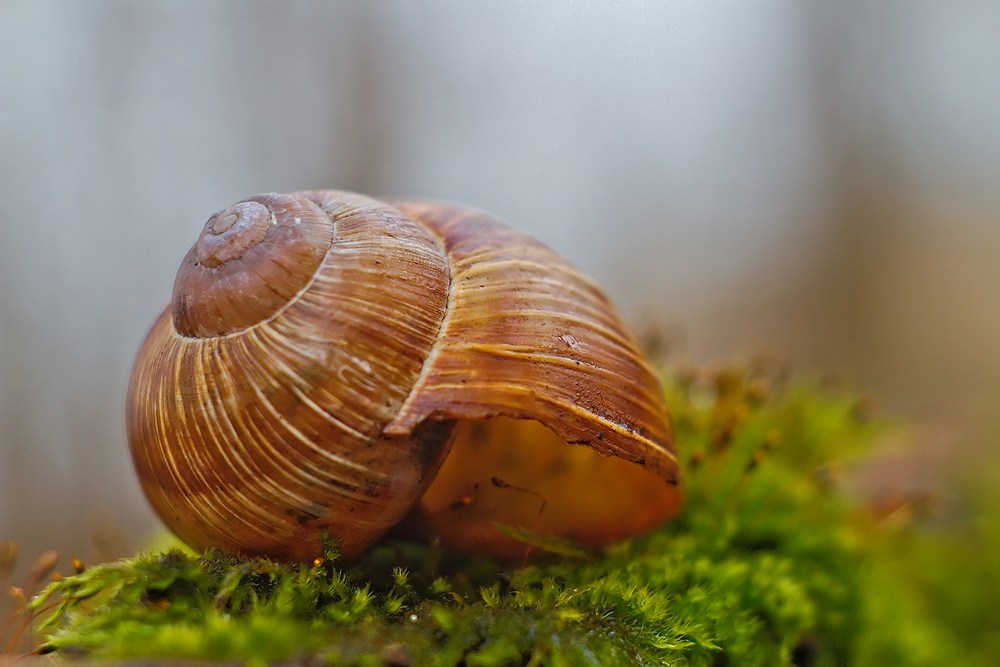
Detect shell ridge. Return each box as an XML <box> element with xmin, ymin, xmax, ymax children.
<box><xmin>201</xmin><ymin>344</ymin><xmax>287</xmax><ymax>507</ymax></box>
<box><xmin>219</xmin><ymin>338</ymin><xmax>340</xmax><ymax>506</ymax></box>
<box><xmin>380</xmin><ymin>205</ymin><xmax>458</xmax><ymax>438</ymax></box>
<box><xmin>235</xmin><ymin>329</ymin><xmax>376</xmax><ymax>491</ymax></box>
<box><xmin>193</xmin><ymin>342</ymin><xmax>281</xmax><ymax>546</ymax></box>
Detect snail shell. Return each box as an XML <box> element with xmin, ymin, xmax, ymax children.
<box><xmin>126</xmin><ymin>191</ymin><xmax>681</xmax><ymax>561</ymax></box>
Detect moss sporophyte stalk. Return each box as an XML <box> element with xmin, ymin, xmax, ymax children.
<box><xmin>3</xmin><ymin>363</ymin><xmax>994</xmax><ymax>666</ymax></box>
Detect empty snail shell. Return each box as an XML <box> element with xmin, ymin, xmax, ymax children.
<box><xmin>126</xmin><ymin>190</ymin><xmax>682</xmax><ymax>561</ymax></box>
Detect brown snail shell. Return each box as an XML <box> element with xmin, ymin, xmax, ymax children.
<box><xmin>126</xmin><ymin>190</ymin><xmax>682</xmax><ymax>561</ymax></box>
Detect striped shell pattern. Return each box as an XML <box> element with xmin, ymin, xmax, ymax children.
<box><xmin>126</xmin><ymin>190</ymin><xmax>681</xmax><ymax>561</ymax></box>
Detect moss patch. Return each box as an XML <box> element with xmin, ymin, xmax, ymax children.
<box><xmin>23</xmin><ymin>364</ymin><xmax>946</xmax><ymax>665</ymax></box>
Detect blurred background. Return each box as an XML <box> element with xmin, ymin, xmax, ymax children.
<box><xmin>1</xmin><ymin>1</ymin><xmax>998</xmax><ymax>572</ymax></box>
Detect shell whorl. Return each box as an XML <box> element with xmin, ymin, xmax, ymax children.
<box><xmin>172</xmin><ymin>193</ymin><xmax>335</xmax><ymax>337</ymax></box>
<box><xmin>126</xmin><ymin>190</ymin><xmax>682</xmax><ymax>561</ymax></box>
<box><xmin>130</xmin><ymin>191</ymin><xmax>453</xmax><ymax>559</ymax></box>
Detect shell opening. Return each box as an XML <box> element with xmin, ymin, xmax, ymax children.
<box><xmin>408</xmin><ymin>416</ymin><xmax>681</xmax><ymax>559</ymax></box>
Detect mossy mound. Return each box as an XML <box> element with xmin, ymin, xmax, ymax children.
<box><xmin>25</xmin><ymin>363</ymin><xmax>961</xmax><ymax>665</ymax></box>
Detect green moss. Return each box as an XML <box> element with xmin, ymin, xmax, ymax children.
<box><xmin>26</xmin><ymin>364</ymin><xmax>957</xmax><ymax>665</ymax></box>
<box><xmin>855</xmin><ymin>448</ymin><xmax>1000</xmax><ymax>667</ymax></box>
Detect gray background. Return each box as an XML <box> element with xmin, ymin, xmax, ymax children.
<box><xmin>2</xmin><ymin>1</ymin><xmax>999</xmax><ymax>565</ymax></box>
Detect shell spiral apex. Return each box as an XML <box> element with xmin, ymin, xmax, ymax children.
<box><xmin>126</xmin><ymin>190</ymin><xmax>682</xmax><ymax>561</ymax></box>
